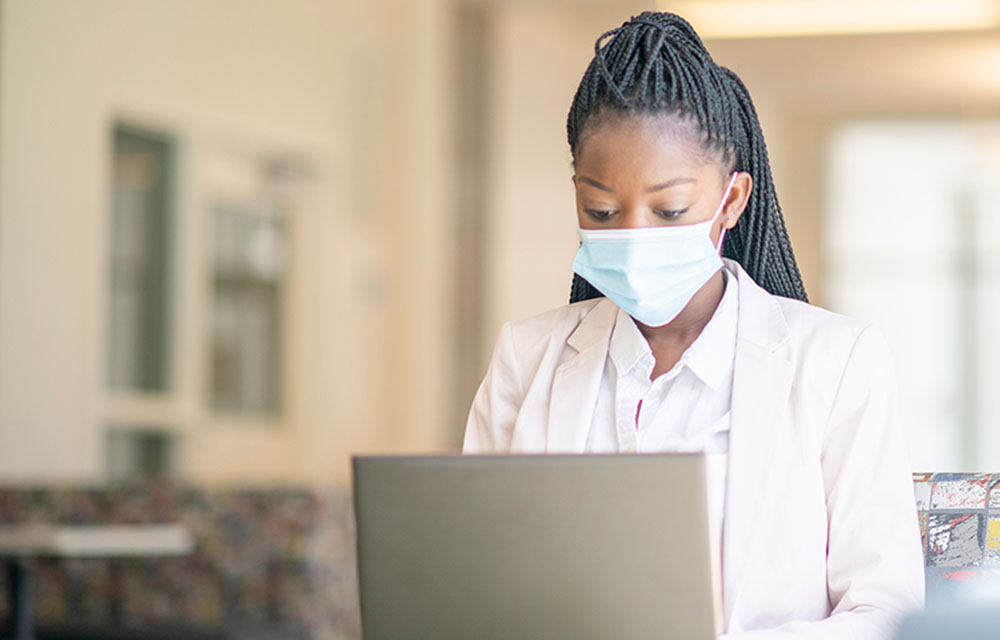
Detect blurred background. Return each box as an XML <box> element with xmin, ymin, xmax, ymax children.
<box><xmin>2</xmin><ymin>0</ymin><xmax>1000</xmax><ymax>637</ymax></box>
<box><xmin>2</xmin><ymin>0</ymin><xmax>1000</xmax><ymax>485</ymax></box>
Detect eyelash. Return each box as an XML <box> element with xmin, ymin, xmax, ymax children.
<box><xmin>584</xmin><ymin>208</ymin><xmax>688</xmax><ymax>221</ymax></box>
<box><xmin>657</xmin><ymin>209</ymin><xmax>687</xmax><ymax>220</ymax></box>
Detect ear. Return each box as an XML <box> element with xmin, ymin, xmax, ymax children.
<box><xmin>721</xmin><ymin>171</ymin><xmax>752</xmax><ymax>230</ymax></box>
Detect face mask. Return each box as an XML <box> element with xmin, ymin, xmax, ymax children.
<box><xmin>571</xmin><ymin>172</ymin><xmax>738</xmax><ymax>327</ymax></box>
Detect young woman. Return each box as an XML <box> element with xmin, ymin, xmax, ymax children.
<box><xmin>463</xmin><ymin>10</ymin><xmax>924</xmax><ymax>639</ymax></box>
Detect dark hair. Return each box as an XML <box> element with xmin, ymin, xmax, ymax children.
<box><xmin>567</xmin><ymin>11</ymin><xmax>808</xmax><ymax>303</ymax></box>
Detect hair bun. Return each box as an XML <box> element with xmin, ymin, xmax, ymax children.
<box><xmin>625</xmin><ymin>11</ymin><xmax>708</xmax><ymax>55</ymax></box>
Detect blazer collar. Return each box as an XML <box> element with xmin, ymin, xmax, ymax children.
<box><xmin>566</xmin><ymin>297</ymin><xmax>618</xmax><ymax>353</ymax></box>
<box><xmin>546</xmin><ymin>298</ymin><xmax>617</xmax><ymax>452</ymax></box>
<box><xmin>720</xmin><ymin>258</ymin><xmax>796</xmax><ymax>629</ymax></box>
<box><xmin>724</xmin><ymin>257</ymin><xmax>791</xmax><ymax>354</ymax></box>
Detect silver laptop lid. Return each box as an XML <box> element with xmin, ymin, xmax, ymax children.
<box><xmin>353</xmin><ymin>453</ymin><xmax>719</xmax><ymax>640</ymax></box>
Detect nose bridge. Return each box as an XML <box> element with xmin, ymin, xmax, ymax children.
<box><xmin>618</xmin><ymin>200</ymin><xmax>657</xmax><ymax>229</ymax></box>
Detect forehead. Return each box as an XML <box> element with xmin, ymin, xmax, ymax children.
<box><xmin>574</xmin><ymin>114</ymin><xmax>716</xmax><ymax>180</ymax></box>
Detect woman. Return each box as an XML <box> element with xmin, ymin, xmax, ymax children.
<box><xmin>463</xmin><ymin>10</ymin><xmax>924</xmax><ymax>639</ymax></box>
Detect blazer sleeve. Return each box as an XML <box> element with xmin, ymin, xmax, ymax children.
<box><xmin>721</xmin><ymin>326</ymin><xmax>925</xmax><ymax>640</ymax></box>
<box><xmin>462</xmin><ymin>322</ymin><xmax>524</xmax><ymax>453</ymax></box>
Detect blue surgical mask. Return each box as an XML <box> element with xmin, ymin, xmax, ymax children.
<box><xmin>572</xmin><ymin>172</ymin><xmax>737</xmax><ymax>327</ymax></box>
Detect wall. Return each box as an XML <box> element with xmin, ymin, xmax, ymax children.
<box><xmin>0</xmin><ymin>0</ymin><xmax>456</xmax><ymax>486</ymax></box>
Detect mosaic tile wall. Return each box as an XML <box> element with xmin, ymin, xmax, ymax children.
<box><xmin>914</xmin><ymin>473</ymin><xmax>1000</xmax><ymax>600</ymax></box>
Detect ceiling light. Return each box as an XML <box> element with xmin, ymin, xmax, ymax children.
<box><xmin>666</xmin><ymin>0</ymin><xmax>1000</xmax><ymax>38</ymax></box>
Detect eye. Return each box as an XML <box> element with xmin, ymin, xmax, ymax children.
<box><xmin>584</xmin><ymin>209</ymin><xmax>616</xmax><ymax>221</ymax></box>
<box><xmin>655</xmin><ymin>208</ymin><xmax>688</xmax><ymax>220</ymax></box>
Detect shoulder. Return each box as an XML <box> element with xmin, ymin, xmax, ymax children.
<box><xmin>483</xmin><ymin>297</ymin><xmax>617</xmax><ymax>387</ymax></box>
<box><xmin>475</xmin><ymin>298</ymin><xmax>614</xmax><ymax>414</ymax></box>
<box><xmin>775</xmin><ymin>295</ymin><xmax>891</xmax><ymax>365</ymax></box>
<box><xmin>503</xmin><ymin>297</ymin><xmax>614</xmax><ymax>352</ymax></box>
<box><xmin>728</xmin><ymin>259</ymin><xmax>876</xmax><ymax>356</ymax></box>
<box><xmin>734</xmin><ymin>275</ymin><xmax>901</xmax><ymax>448</ymax></box>
<box><xmin>773</xmin><ymin>295</ymin><xmax>873</xmax><ymax>351</ymax></box>
<box><xmin>729</xmin><ymin>262</ymin><xmax>893</xmax><ymax>382</ymax></box>
<box><xmin>775</xmin><ymin>303</ymin><xmax>898</xmax><ymax>433</ymax></box>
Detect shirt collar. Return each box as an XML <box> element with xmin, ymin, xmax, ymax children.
<box><xmin>682</xmin><ymin>267</ymin><xmax>738</xmax><ymax>389</ymax></box>
<box><xmin>609</xmin><ymin>305</ymin><xmax>653</xmax><ymax>376</ymax></box>
<box><xmin>608</xmin><ymin>267</ymin><xmax>739</xmax><ymax>389</ymax></box>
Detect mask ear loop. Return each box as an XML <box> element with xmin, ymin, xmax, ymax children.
<box><xmin>713</xmin><ymin>171</ymin><xmax>739</xmax><ymax>253</ymax></box>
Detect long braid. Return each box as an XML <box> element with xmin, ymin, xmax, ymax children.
<box><xmin>567</xmin><ymin>11</ymin><xmax>808</xmax><ymax>304</ymax></box>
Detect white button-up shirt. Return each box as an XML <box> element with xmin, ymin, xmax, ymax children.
<box><xmin>584</xmin><ymin>267</ymin><xmax>738</xmax><ymax>556</ymax></box>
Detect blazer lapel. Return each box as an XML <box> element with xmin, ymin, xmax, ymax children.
<box><xmin>546</xmin><ymin>299</ymin><xmax>617</xmax><ymax>452</ymax></box>
<box><xmin>721</xmin><ymin>261</ymin><xmax>794</xmax><ymax>629</ymax></box>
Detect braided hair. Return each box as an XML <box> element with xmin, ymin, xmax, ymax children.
<box><xmin>567</xmin><ymin>11</ymin><xmax>808</xmax><ymax>304</ymax></box>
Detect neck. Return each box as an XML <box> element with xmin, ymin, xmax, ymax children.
<box><xmin>635</xmin><ymin>268</ymin><xmax>726</xmax><ymax>351</ymax></box>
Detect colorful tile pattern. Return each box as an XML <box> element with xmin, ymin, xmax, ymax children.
<box><xmin>929</xmin><ymin>473</ymin><xmax>990</xmax><ymax>510</ymax></box>
<box><xmin>987</xmin><ymin>516</ymin><xmax>1000</xmax><ymax>565</ymax></box>
<box><xmin>990</xmin><ymin>477</ymin><xmax>1000</xmax><ymax>510</ymax></box>
<box><xmin>926</xmin><ymin>513</ymin><xmax>983</xmax><ymax>567</ymax></box>
<box><xmin>914</xmin><ymin>478</ymin><xmax>932</xmax><ymax>512</ymax></box>
<box><xmin>915</xmin><ymin>472</ymin><xmax>1000</xmax><ymax>600</ymax></box>
<box><xmin>918</xmin><ymin>511</ymin><xmax>929</xmax><ymax>554</ymax></box>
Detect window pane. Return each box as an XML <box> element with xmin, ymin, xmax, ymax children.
<box><xmin>210</xmin><ymin>201</ymin><xmax>286</xmax><ymax>416</ymax></box>
<box><xmin>108</xmin><ymin>126</ymin><xmax>173</xmax><ymax>391</ymax></box>
<box><xmin>106</xmin><ymin>425</ymin><xmax>177</xmax><ymax>483</ymax></box>
<box><xmin>825</xmin><ymin>121</ymin><xmax>1000</xmax><ymax>471</ymax></box>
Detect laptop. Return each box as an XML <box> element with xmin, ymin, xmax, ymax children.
<box><xmin>352</xmin><ymin>453</ymin><xmax>721</xmax><ymax>640</ymax></box>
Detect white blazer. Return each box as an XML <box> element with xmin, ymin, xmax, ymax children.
<box><xmin>463</xmin><ymin>259</ymin><xmax>925</xmax><ymax>639</ymax></box>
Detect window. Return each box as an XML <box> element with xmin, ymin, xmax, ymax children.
<box><xmin>108</xmin><ymin>126</ymin><xmax>173</xmax><ymax>391</ymax></box>
<box><xmin>210</xmin><ymin>199</ymin><xmax>287</xmax><ymax>415</ymax></box>
<box><xmin>104</xmin><ymin>122</ymin><xmax>309</xmax><ymax>482</ymax></box>
<box><xmin>825</xmin><ymin>120</ymin><xmax>1000</xmax><ymax>471</ymax></box>
<box><xmin>106</xmin><ymin>426</ymin><xmax>178</xmax><ymax>483</ymax></box>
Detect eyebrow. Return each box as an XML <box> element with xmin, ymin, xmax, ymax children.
<box><xmin>577</xmin><ymin>175</ymin><xmax>696</xmax><ymax>193</ymax></box>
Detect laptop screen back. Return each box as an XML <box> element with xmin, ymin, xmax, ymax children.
<box><xmin>353</xmin><ymin>453</ymin><xmax>719</xmax><ymax>640</ymax></box>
